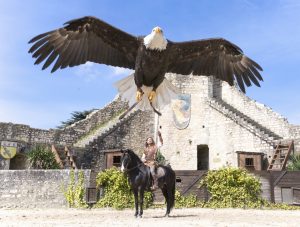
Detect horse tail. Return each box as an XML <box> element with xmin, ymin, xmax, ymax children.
<box><xmin>169</xmin><ymin>169</ymin><xmax>176</xmax><ymax>210</ymax></box>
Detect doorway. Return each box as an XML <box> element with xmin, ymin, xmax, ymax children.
<box><xmin>9</xmin><ymin>153</ymin><xmax>27</xmax><ymax>170</ymax></box>
<box><xmin>197</xmin><ymin>145</ymin><xmax>209</xmax><ymax>170</ymax></box>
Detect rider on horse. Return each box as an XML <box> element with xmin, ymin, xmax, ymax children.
<box><xmin>141</xmin><ymin>131</ymin><xmax>163</xmax><ymax>190</ymax></box>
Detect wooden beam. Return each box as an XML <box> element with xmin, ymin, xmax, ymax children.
<box><xmin>269</xmin><ymin>171</ymin><xmax>275</xmax><ymax>203</ymax></box>
<box><xmin>182</xmin><ymin>171</ymin><xmax>206</xmax><ymax>196</ymax></box>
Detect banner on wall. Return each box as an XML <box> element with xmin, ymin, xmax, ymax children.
<box><xmin>0</xmin><ymin>141</ymin><xmax>17</xmax><ymax>159</ymax></box>
<box><xmin>171</xmin><ymin>94</ymin><xmax>191</xmax><ymax>130</ymax></box>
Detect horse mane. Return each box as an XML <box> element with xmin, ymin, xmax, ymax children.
<box><xmin>127</xmin><ymin>149</ymin><xmax>143</xmax><ymax>164</ymax></box>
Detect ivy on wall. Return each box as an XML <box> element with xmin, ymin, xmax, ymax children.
<box><xmin>62</xmin><ymin>170</ymin><xmax>88</xmax><ymax>208</ymax></box>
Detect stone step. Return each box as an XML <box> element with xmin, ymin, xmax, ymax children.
<box><xmin>208</xmin><ymin>98</ymin><xmax>282</xmax><ymax>146</ymax></box>
<box><xmin>73</xmin><ymin>108</ymin><xmax>139</xmax><ymax>148</ymax></box>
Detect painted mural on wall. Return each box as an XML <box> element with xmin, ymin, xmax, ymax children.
<box><xmin>171</xmin><ymin>94</ymin><xmax>191</xmax><ymax>130</ymax></box>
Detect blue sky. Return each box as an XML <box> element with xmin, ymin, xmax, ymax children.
<box><xmin>0</xmin><ymin>0</ymin><xmax>299</xmax><ymax>129</ymax></box>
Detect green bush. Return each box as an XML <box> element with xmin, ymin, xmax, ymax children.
<box><xmin>263</xmin><ymin>201</ymin><xmax>300</xmax><ymax>210</ymax></box>
<box><xmin>62</xmin><ymin>170</ymin><xmax>88</xmax><ymax>208</ymax></box>
<box><xmin>175</xmin><ymin>190</ymin><xmax>200</xmax><ymax>208</ymax></box>
<box><xmin>287</xmin><ymin>154</ymin><xmax>300</xmax><ymax>171</ymax></box>
<box><xmin>95</xmin><ymin>167</ymin><xmax>153</xmax><ymax>209</ymax></box>
<box><xmin>156</xmin><ymin>149</ymin><xmax>166</xmax><ymax>165</ymax></box>
<box><xmin>27</xmin><ymin>144</ymin><xmax>60</xmax><ymax>169</ymax></box>
<box><xmin>200</xmin><ymin>167</ymin><xmax>264</xmax><ymax>208</ymax></box>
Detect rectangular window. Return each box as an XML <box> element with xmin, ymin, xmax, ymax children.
<box><xmin>245</xmin><ymin>158</ymin><xmax>254</xmax><ymax>166</ymax></box>
<box><xmin>113</xmin><ymin>156</ymin><xmax>121</xmax><ymax>167</ymax></box>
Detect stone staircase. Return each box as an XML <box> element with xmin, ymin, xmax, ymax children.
<box><xmin>73</xmin><ymin>108</ymin><xmax>139</xmax><ymax>148</ymax></box>
<box><xmin>208</xmin><ymin>98</ymin><xmax>283</xmax><ymax>146</ymax></box>
<box><xmin>51</xmin><ymin>145</ymin><xmax>78</xmax><ymax>169</ymax></box>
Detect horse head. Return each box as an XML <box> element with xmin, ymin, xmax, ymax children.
<box><xmin>120</xmin><ymin>149</ymin><xmax>142</xmax><ymax>172</ymax></box>
<box><xmin>120</xmin><ymin>149</ymin><xmax>132</xmax><ymax>172</ymax></box>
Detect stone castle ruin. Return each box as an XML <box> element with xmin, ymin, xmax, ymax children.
<box><xmin>1</xmin><ymin>73</ymin><xmax>300</xmax><ymax>171</ymax></box>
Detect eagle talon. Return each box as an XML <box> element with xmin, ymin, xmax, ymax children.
<box><xmin>136</xmin><ymin>90</ymin><xmax>144</xmax><ymax>102</ymax></box>
<box><xmin>148</xmin><ymin>91</ymin><xmax>156</xmax><ymax>103</ymax></box>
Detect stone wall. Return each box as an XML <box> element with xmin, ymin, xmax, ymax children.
<box><xmin>85</xmin><ymin>110</ymin><xmax>155</xmax><ymax>171</ymax></box>
<box><xmin>0</xmin><ymin>170</ymin><xmax>91</xmax><ymax>208</ymax></box>
<box><xmin>291</xmin><ymin>125</ymin><xmax>300</xmax><ymax>138</ymax></box>
<box><xmin>219</xmin><ymin>81</ymin><xmax>291</xmax><ymax>139</ymax></box>
<box><xmin>0</xmin><ymin>96</ymin><xmax>127</xmax><ymax>146</ymax></box>
<box><xmin>0</xmin><ymin>122</ymin><xmax>86</xmax><ymax>146</ymax></box>
<box><xmin>65</xmin><ymin>95</ymin><xmax>128</xmax><ymax>133</ymax></box>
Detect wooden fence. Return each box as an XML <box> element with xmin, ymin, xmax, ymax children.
<box><xmin>155</xmin><ymin>170</ymin><xmax>300</xmax><ymax>205</ymax></box>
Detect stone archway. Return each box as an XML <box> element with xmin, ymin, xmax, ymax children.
<box><xmin>9</xmin><ymin>153</ymin><xmax>28</xmax><ymax>170</ymax></box>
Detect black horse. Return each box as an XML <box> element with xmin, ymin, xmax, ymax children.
<box><xmin>120</xmin><ymin>149</ymin><xmax>176</xmax><ymax>217</ymax></box>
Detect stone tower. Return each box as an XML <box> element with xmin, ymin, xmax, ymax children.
<box><xmin>157</xmin><ymin>73</ymin><xmax>299</xmax><ymax>170</ymax></box>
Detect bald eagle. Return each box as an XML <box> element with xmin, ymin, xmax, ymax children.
<box><xmin>29</xmin><ymin>16</ymin><xmax>263</xmax><ymax>112</ymax></box>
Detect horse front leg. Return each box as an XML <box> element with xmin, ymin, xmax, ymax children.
<box><xmin>139</xmin><ymin>188</ymin><xmax>145</xmax><ymax>218</ymax></box>
<box><xmin>133</xmin><ymin>189</ymin><xmax>139</xmax><ymax>218</ymax></box>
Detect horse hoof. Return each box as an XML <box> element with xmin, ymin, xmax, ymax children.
<box><xmin>138</xmin><ymin>215</ymin><xmax>143</xmax><ymax>218</ymax></box>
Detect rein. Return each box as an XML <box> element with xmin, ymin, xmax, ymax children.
<box><xmin>150</xmin><ymin>102</ymin><xmax>162</xmax><ymax>116</ymax></box>
<box><xmin>124</xmin><ymin>162</ymin><xmax>144</xmax><ymax>173</ymax></box>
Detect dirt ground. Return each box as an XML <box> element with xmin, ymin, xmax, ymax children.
<box><xmin>0</xmin><ymin>207</ymin><xmax>300</xmax><ymax>227</ymax></box>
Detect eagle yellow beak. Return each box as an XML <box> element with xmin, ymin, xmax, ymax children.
<box><xmin>154</xmin><ymin>27</ymin><xmax>162</xmax><ymax>34</ymax></box>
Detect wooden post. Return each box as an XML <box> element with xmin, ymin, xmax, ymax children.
<box><xmin>269</xmin><ymin>171</ymin><xmax>275</xmax><ymax>203</ymax></box>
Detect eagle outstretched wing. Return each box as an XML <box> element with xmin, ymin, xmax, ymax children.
<box><xmin>167</xmin><ymin>38</ymin><xmax>263</xmax><ymax>92</ymax></box>
<box><xmin>28</xmin><ymin>16</ymin><xmax>139</xmax><ymax>72</ymax></box>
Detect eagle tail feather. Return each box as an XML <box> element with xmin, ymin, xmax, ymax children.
<box><xmin>114</xmin><ymin>74</ymin><xmax>180</xmax><ymax>111</ymax></box>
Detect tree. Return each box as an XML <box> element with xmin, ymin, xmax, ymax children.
<box><xmin>57</xmin><ymin>109</ymin><xmax>96</xmax><ymax>129</ymax></box>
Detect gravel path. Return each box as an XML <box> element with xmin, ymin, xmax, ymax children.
<box><xmin>0</xmin><ymin>208</ymin><xmax>300</xmax><ymax>227</ymax></box>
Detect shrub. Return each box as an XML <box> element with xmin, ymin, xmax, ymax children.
<box><xmin>95</xmin><ymin>167</ymin><xmax>153</xmax><ymax>209</ymax></box>
<box><xmin>287</xmin><ymin>154</ymin><xmax>300</xmax><ymax>171</ymax></box>
<box><xmin>62</xmin><ymin>170</ymin><xmax>88</xmax><ymax>208</ymax></box>
<box><xmin>175</xmin><ymin>190</ymin><xmax>200</xmax><ymax>208</ymax></box>
<box><xmin>200</xmin><ymin>167</ymin><xmax>263</xmax><ymax>208</ymax></box>
<box><xmin>27</xmin><ymin>144</ymin><xmax>60</xmax><ymax>169</ymax></box>
<box><xmin>156</xmin><ymin>149</ymin><xmax>166</xmax><ymax>165</ymax></box>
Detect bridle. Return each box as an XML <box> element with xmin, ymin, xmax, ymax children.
<box><xmin>122</xmin><ymin>153</ymin><xmax>144</xmax><ymax>173</ymax></box>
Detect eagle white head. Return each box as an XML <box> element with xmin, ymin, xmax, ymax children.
<box><xmin>144</xmin><ymin>26</ymin><xmax>168</xmax><ymax>51</ymax></box>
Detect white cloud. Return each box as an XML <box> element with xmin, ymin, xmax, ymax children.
<box><xmin>74</xmin><ymin>62</ymin><xmax>101</xmax><ymax>82</ymax></box>
<box><xmin>74</xmin><ymin>62</ymin><xmax>134</xmax><ymax>82</ymax></box>
<box><xmin>111</xmin><ymin>67</ymin><xmax>134</xmax><ymax>77</ymax></box>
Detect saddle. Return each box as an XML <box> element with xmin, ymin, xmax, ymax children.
<box><xmin>144</xmin><ymin>160</ymin><xmax>157</xmax><ymax>167</ymax></box>
<box><xmin>145</xmin><ymin>165</ymin><xmax>158</xmax><ymax>190</ymax></box>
